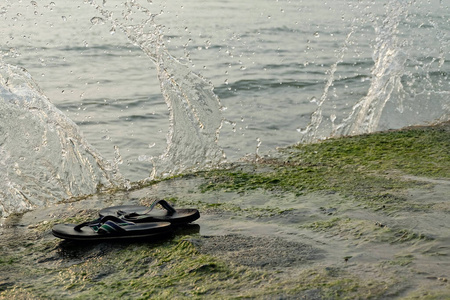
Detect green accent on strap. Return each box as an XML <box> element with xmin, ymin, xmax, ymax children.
<box><xmin>96</xmin><ymin>221</ymin><xmax>133</xmax><ymax>234</ymax></box>
<box><xmin>97</xmin><ymin>223</ymin><xmax>115</xmax><ymax>234</ymax></box>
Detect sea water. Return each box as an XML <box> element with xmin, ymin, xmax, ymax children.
<box><xmin>1</xmin><ymin>0</ymin><xmax>449</xmax><ymax>216</ymax></box>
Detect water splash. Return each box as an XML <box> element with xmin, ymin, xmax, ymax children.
<box><xmin>0</xmin><ymin>61</ymin><xmax>123</xmax><ymax>217</ymax></box>
<box><xmin>90</xmin><ymin>0</ymin><xmax>226</xmax><ymax>178</ymax></box>
<box><xmin>300</xmin><ymin>24</ymin><xmax>357</xmax><ymax>143</ymax></box>
<box><xmin>336</xmin><ymin>1</ymin><xmax>409</xmax><ymax>136</ymax></box>
<box><xmin>301</xmin><ymin>0</ymin><xmax>450</xmax><ymax>142</ymax></box>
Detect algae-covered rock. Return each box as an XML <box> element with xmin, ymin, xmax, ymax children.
<box><xmin>1</xmin><ymin>122</ymin><xmax>449</xmax><ymax>299</ymax></box>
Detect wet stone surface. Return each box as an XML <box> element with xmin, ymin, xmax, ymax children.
<box><xmin>1</xmin><ymin>123</ymin><xmax>450</xmax><ymax>298</ymax></box>
<box><xmin>195</xmin><ymin>235</ymin><xmax>323</xmax><ymax>268</ymax></box>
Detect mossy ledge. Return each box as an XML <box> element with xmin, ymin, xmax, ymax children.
<box><xmin>198</xmin><ymin>122</ymin><xmax>450</xmax><ymax>212</ymax></box>
<box><xmin>1</xmin><ymin>122</ymin><xmax>449</xmax><ymax>299</ymax></box>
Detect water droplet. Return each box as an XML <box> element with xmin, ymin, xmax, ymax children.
<box><xmin>62</xmin><ymin>16</ymin><xmax>67</xmax><ymax>21</ymax></box>
<box><xmin>114</xmin><ymin>145</ymin><xmax>123</xmax><ymax>165</ymax></box>
<box><xmin>138</xmin><ymin>155</ymin><xmax>146</xmax><ymax>162</ymax></box>
<box><xmin>314</xmin><ymin>32</ymin><xmax>320</xmax><ymax>37</ymax></box>
<box><xmin>90</xmin><ymin>17</ymin><xmax>104</xmax><ymax>25</ymax></box>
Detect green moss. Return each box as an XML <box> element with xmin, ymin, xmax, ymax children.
<box><xmin>253</xmin><ymin>267</ymin><xmax>395</xmax><ymax>299</ymax></box>
<box><xmin>388</xmin><ymin>229</ymin><xmax>434</xmax><ymax>244</ymax></box>
<box><xmin>141</xmin><ymin>196</ymin><xmax>293</xmax><ymax>218</ymax></box>
<box><xmin>1</xmin><ymin>123</ymin><xmax>448</xmax><ymax>299</ymax></box>
<box><xmin>290</xmin><ymin>126</ymin><xmax>450</xmax><ymax>178</ymax></box>
<box><xmin>305</xmin><ymin>217</ymin><xmax>344</xmax><ymax>231</ymax></box>
<box><xmin>1</xmin><ymin>235</ymin><xmax>396</xmax><ymax>299</ymax></box>
<box><xmin>404</xmin><ymin>289</ymin><xmax>450</xmax><ymax>300</ymax></box>
<box><xmin>1</xmin><ymin>237</ymin><xmax>263</xmax><ymax>299</ymax></box>
<box><xmin>198</xmin><ymin>125</ymin><xmax>449</xmax><ymax>213</ymax></box>
<box><xmin>385</xmin><ymin>254</ymin><xmax>414</xmax><ymax>267</ymax></box>
<box><xmin>303</xmin><ymin>217</ymin><xmax>433</xmax><ymax>245</ymax></box>
<box><xmin>0</xmin><ymin>256</ymin><xmax>19</xmax><ymax>265</ymax></box>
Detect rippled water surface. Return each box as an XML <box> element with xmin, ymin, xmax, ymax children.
<box><xmin>1</xmin><ymin>0</ymin><xmax>449</xmax><ymax>215</ymax></box>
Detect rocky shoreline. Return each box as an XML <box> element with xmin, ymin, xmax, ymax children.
<box><xmin>1</xmin><ymin>122</ymin><xmax>449</xmax><ymax>299</ymax></box>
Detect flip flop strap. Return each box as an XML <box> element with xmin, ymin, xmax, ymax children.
<box><xmin>123</xmin><ymin>199</ymin><xmax>177</xmax><ymax>218</ymax></box>
<box><xmin>96</xmin><ymin>220</ymin><xmax>128</xmax><ymax>234</ymax></box>
<box><xmin>74</xmin><ymin>215</ymin><xmax>134</xmax><ymax>232</ymax></box>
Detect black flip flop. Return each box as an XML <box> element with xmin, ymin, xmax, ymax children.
<box><xmin>52</xmin><ymin>215</ymin><xmax>172</xmax><ymax>241</ymax></box>
<box><xmin>98</xmin><ymin>199</ymin><xmax>200</xmax><ymax>225</ymax></box>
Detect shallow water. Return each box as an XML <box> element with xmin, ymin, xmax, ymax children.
<box><xmin>2</xmin><ymin>167</ymin><xmax>449</xmax><ymax>298</ymax></box>
<box><xmin>1</xmin><ymin>0</ymin><xmax>449</xmax><ymax>215</ymax></box>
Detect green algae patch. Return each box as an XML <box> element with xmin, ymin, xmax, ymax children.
<box><xmin>139</xmin><ymin>196</ymin><xmax>293</xmax><ymax>219</ymax></box>
<box><xmin>404</xmin><ymin>289</ymin><xmax>450</xmax><ymax>300</ymax></box>
<box><xmin>248</xmin><ymin>267</ymin><xmax>399</xmax><ymax>299</ymax></box>
<box><xmin>0</xmin><ymin>232</ymin><xmax>398</xmax><ymax>299</ymax></box>
<box><xmin>1</xmin><ymin>122</ymin><xmax>449</xmax><ymax>299</ymax></box>
<box><xmin>303</xmin><ymin>217</ymin><xmax>433</xmax><ymax>245</ymax></box>
<box><xmin>383</xmin><ymin>254</ymin><xmax>415</xmax><ymax>267</ymax></box>
<box><xmin>0</xmin><ymin>240</ymin><xmax>258</xmax><ymax>299</ymax></box>
<box><xmin>0</xmin><ymin>236</ymin><xmax>273</xmax><ymax>299</ymax></box>
<box><xmin>287</xmin><ymin>125</ymin><xmax>450</xmax><ymax>177</ymax></box>
<box><xmin>198</xmin><ymin>123</ymin><xmax>449</xmax><ymax>212</ymax></box>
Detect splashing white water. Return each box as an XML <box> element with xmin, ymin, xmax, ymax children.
<box><xmin>336</xmin><ymin>1</ymin><xmax>409</xmax><ymax>136</ymax></box>
<box><xmin>0</xmin><ymin>0</ymin><xmax>225</xmax><ymax>216</ymax></box>
<box><xmin>90</xmin><ymin>0</ymin><xmax>226</xmax><ymax>178</ymax></box>
<box><xmin>301</xmin><ymin>0</ymin><xmax>450</xmax><ymax>142</ymax></box>
<box><xmin>0</xmin><ymin>62</ymin><xmax>124</xmax><ymax>217</ymax></box>
<box><xmin>300</xmin><ymin>24</ymin><xmax>357</xmax><ymax>143</ymax></box>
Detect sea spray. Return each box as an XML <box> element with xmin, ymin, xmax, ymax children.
<box><xmin>299</xmin><ymin>25</ymin><xmax>357</xmax><ymax>143</ymax></box>
<box><xmin>336</xmin><ymin>0</ymin><xmax>450</xmax><ymax>136</ymax></box>
<box><xmin>0</xmin><ymin>62</ymin><xmax>124</xmax><ymax>217</ymax></box>
<box><xmin>335</xmin><ymin>0</ymin><xmax>409</xmax><ymax>136</ymax></box>
<box><xmin>89</xmin><ymin>0</ymin><xmax>226</xmax><ymax>178</ymax></box>
<box><xmin>301</xmin><ymin>0</ymin><xmax>450</xmax><ymax>142</ymax></box>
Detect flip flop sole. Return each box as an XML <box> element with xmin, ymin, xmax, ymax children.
<box><xmin>52</xmin><ymin>222</ymin><xmax>172</xmax><ymax>241</ymax></box>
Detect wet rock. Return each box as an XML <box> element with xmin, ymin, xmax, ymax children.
<box><xmin>197</xmin><ymin>235</ymin><xmax>323</xmax><ymax>268</ymax></box>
